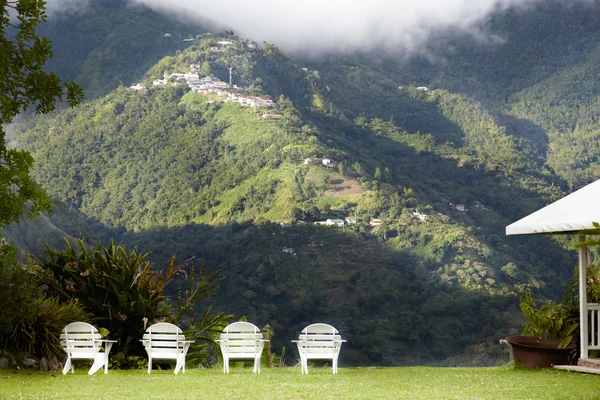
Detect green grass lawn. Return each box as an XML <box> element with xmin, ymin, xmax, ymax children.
<box><xmin>1</xmin><ymin>366</ymin><xmax>599</xmax><ymax>400</ymax></box>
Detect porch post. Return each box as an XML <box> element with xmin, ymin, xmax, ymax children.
<box><xmin>578</xmin><ymin>235</ymin><xmax>589</xmax><ymax>359</ymax></box>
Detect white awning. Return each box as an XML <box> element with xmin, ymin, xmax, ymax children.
<box><xmin>506</xmin><ymin>179</ymin><xmax>600</xmax><ymax>236</ymax></box>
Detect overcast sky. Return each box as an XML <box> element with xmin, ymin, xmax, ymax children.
<box><xmin>46</xmin><ymin>0</ymin><xmax>587</xmax><ymax>55</ymax></box>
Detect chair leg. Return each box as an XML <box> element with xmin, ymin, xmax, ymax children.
<box><xmin>254</xmin><ymin>356</ymin><xmax>260</xmax><ymax>374</ymax></box>
<box><xmin>62</xmin><ymin>358</ymin><xmax>72</xmax><ymax>375</ymax></box>
<box><xmin>174</xmin><ymin>355</ymin><xmax>184</xmax><ymax>375</ymax></box>
<box><xmin>148</xmin><ymin>357</ymin><xmax>152</xmax><ymax>374</ymax></box>
<box><xmin>88</xmin><ymin>353</ymin><xmax>106</xmax><ymax>375</ymax></box>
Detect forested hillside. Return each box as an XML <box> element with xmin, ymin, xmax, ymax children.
<box><xmin>39</xmin><ymin>0</ymin><xmax>209</xmax><ymax>98</ymax></box>
<box><xmin>5</xmin><ymin>0</ymin><xmax>600</xmax><ymax>366</ymax></box>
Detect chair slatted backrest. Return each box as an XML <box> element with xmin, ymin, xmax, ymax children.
<box><xmin>220</xmin><ymin>322</ymin><xmax>264</xmax><ymax>357</ymax></box>
<box><xmin>60</xmin><ymin>322</ymin><xmax>102</xmax><ymax>356</ymax></box>
<box><xmin>298</xmin><ymin>323</ymin><xmax>342</xmax><ymax>357</ymax></box>
<box><xmin>143</xmin><ymin>323</ymin><xmax>186</xmax><ymax>356</ymax></box>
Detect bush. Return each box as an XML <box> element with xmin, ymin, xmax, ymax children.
<box><xmin>0</xmin><ymin>242</ymin><xmax>89</xmax><ymax>361</ymax></box>
<box><xmin>32</xmin><ymin>239</ymin><xmax>230</xmax><ymax>363</ymax></box>
<box><xmin>6</xmin><ymin>297</ymin><xmax>89</xmax><ymax>359</ymax></box>
<box><xmin>108</xmin><ymin>352</ymin><xmax>148</xmax><ymax>370</ymax></box>
<box><xmin>0</xmin><ymin>242</ymin><xmax>39</xmax><ymax>336</ymax></box>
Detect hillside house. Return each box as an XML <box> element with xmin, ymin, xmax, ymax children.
<box><xmin>128</xmin><ymin>83</ymin><xmax>145</xmax><ymax>91</ymax></box>
<box><xmin>326</xmin><ymin>219</ymin><xmax>345</xmax><ymax>227</ymax></box>
<box><xmin>164</xmin><ymin>33</ymin><xmax>171</xmax><ymax>37</ymax></box>
<box><xmin>217</xmin><ymin>41</ymin><xmax>233</xmax><ymax>47</ymax></box>
<box><xmin>322</xmin><ymin>158</ymin><xmax>331</xmax><ymax>166</ymax></box>
<box><xmin>369</xmin><ymin>218</ymin><xmax>383</xmax><ymax>226</ymax></box>
<box><xmin>345</xmin><ymin>217</ymin><xmax>357</xmax><ymax>225</ymax></box>
<box><xmin>314</xmin><ymin>219</ymin><xmax>345</xmax><ymax>227</ymax></box>
<box><xmin>161</xmin><ymin>71</ymin><xmax>274</xmax><ymax>108</ymax></box>
<box><xmin>412</xmin><ymin>211</ymin><xmax>430</xmax><ymax>221</ymax></box>
<box><xmin>452</xmin><ymin>203</ymin><xmax>467</xmax><ymax>212</ymax></box>
<box><xmin>417</xmin><ymin>86</ymin><xmax>428</xmax><ymax>91</ymax></box>
<box><xmin>282</xmin><ymin>247</ymin><xmax>296</xmax><ymax>255</ymax></box>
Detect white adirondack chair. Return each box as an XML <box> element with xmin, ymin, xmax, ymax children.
<box><xmin>293</xmin><ymin>323</ymin><xmax>346</xmax><ymax>374</ymax></box>
<box><xmin>60</xmin><ymin>322</ymin><xmax>116</xmax><ymax>375</ymax></box>
<box><xmin>141</xmin><ymin>322</ymin><xmax>194</xmax><ymax>375</ymax></box>
<box><xmin>216</xmin><ymin>322</ymin><xmax>268</xmax><ymax>373</ymax></box>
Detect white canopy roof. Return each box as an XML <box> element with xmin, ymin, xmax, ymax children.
<box><xmin>506</xmin><ymin>179</ymin><xmax>600</xmax><ymax>236</ymax></box>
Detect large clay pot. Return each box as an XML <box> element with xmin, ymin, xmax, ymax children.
<box><xmin>505</xmin><ymin>336</ymin><xmax>576</xmax><ymax>369</ymax></box>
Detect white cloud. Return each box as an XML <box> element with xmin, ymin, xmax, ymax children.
<box><xmin>44</xmin><ymin>0</ymin><xmax>591</xmax><ymax>56</ymax></box>
<box><xmin>131</xmin><ymin>0</ymin><xmax>547</xmax><ymax>54</ymax></box>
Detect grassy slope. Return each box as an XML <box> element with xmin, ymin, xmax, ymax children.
<box><xmin>1</xmin><ymin>367</ymin><xmax>598</xmax><ymax>400</ymax></box>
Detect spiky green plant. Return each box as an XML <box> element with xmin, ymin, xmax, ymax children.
<box><xmin>3</xmin><ymin>297</ymin><xmax>89</xmax><ymax>359</ymax></box>
<box><xmin>32</xmin><ymin>239</ymin><xmax>229</xmax><ymax>363</ymax></box>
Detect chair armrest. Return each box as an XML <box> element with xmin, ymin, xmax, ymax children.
<box><xmin>291</xmin><ymin>340</ymin><xmax>304</xmax><ymax>343</ymax></box>
<box><xmin>181</xmin><ymin>341</ymin><xmax>195</xmax><ymax>344</ymax></box>
<box><xmin>101</xmin><ymin>340</ymin><xmax>118</xmax><ymax>343</ymax></box>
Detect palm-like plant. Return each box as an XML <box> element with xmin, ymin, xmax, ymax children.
<box><xmin>33</xmin><ymin>239</ymin><xmax>229</xmax><ymax>361</ymax></box>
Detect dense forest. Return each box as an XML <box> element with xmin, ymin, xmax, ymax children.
<box><xmin>4</xmin><ymin>0</ymin><xmax>600</xmax><ymax>366</ymax></box>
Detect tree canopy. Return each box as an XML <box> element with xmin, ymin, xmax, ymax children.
<box><xmin>0</xmin><ymin>0</ymin><xmax>83</xmax><ymax>228</ymax></box>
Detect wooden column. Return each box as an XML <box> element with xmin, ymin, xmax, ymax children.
<box><xmin>579</xmin><ymin>235</ymin><xmax>589</xmax><ymax>359</ymax></box>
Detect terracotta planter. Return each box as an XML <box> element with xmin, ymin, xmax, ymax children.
<box><xmin>505</xmin><ymin>336</ymin><xmax>576</xmax><ymax>369</ymax></box>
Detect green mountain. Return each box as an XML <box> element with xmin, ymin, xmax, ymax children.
<box><xmin>6</xmin><ymin>0</ymin><xmax>600</xmax><ymax>366</ymax></box>
<box><xmin>39</xmin><ymin>0</ymin><xmax>210</xmax><ymax>99</ymax></box>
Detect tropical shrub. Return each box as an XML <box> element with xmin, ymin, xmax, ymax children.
<box><xmin>5</xmin><ymin>297</ymin><xmax>89</xmax><ymax>360</ymax></box>
<box><xmin>519</xmin><ymin>290</ymin><xmax>578</xmax><ymax>349</ymax></box>
<box><xmin>519</xmin><ymin>249</ymin><xmax>600</xmax><ymax>352</ymax></box>
<box><xmin>32</xmin><ymin>239</ymin><xmax>230</xmax><ymax>363</ymax></box>
<box><xmin>0</xmin><ymin>242</ymin><xmax>39</xmax><ymax>336</ymax></box>
<box><xmin>0</xmin><ymin>241</ymin><xmax>89</xmax><ymax>361</ymax></box>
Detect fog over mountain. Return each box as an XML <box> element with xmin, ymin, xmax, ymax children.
<box><xmin>42</xmin><ymin>0</ymin><xmax>593</xmax><ymax>55</ymax></box>
<box><xmin>131</xmin><ymin>0</ymin><xmax>585</xmax><ymax>55</ymax></box>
